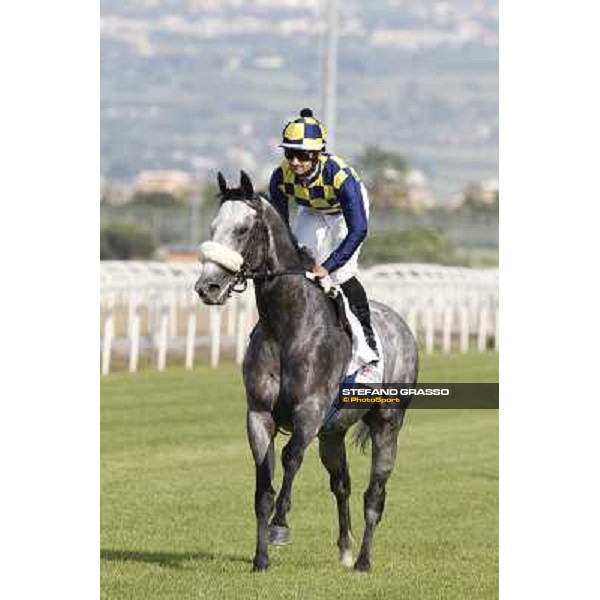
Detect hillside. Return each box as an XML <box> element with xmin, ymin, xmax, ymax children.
<box><xmin>100</xmin><ymin>0</ymin><xmax>498</xmax><ymax>202</ymax></box>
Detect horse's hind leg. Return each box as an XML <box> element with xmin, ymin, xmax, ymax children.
<box><xmin>269</xmin><ymin>402</ymin><xmax>321</xmax><ymax>545</ymax></box>
<box><xmin>354</xmin><ymin>413</ymin><xmax>402</xmax><ymax>572</ymax></box>
<box><xmin>247</xmin><ymin>410</ymin><xmax>276</xmax><ymax>571</ymax></box>
<box><xmin>318</xmin><ymin>432</ymin><xmax>354</xmax><ymax>567</ymax></box>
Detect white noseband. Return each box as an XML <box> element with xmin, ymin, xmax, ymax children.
<box><xmin>198</xmin><ymin>241</ymin><xmax>244</xmax><ymax>273</ymax></box>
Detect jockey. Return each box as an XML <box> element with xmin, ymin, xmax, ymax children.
<box><xmin>269</xmin><ymin>107</ymin><xmax>379</xmax><ymax>365</ymax></box>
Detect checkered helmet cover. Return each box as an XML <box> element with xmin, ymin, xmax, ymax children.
<box><xmin>280</xmin><ymin>108</ymin><xmax>327</xmax><ymax>151</ymax></box>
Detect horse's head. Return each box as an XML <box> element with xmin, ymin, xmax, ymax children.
<box><xmin>194</xmin><ymin>171</ymin><xmax>266</xmax><ymax>305</ymax></box>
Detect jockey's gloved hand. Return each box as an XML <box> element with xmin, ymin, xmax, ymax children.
<box><xmin>311</xmin><ymin>264</ymin><xmax>329</xmax><ymax>279</ymax></box>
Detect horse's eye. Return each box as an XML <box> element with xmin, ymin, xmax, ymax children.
<box><xmin>236</xmin><ymin>226</ymin><xmax>249</xmax><ymax>236</ymax></box>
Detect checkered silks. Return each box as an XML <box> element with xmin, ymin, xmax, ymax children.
<box><xmin>277</xmin><ymin>154</ymin><xmax>361</xmax><ymax>214</ymax></box>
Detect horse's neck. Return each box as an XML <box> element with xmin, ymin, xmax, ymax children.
<box><xmin>255</xmin><ymin>200</ymin><xmax>329</xmax><ymax>338</ymax></box>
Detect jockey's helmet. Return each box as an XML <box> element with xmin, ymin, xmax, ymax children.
<box><xmin>280</xmin><ymin>108</ymin><xmax>327</xmax><ymax>151</ymax></box>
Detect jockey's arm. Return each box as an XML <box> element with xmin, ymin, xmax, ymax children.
<box><xmin>322</xmin><ymin>177</ymin><xmax>368</xmax><ymax>274</ymax></box>
<box><xmin>268</xmin><ymin>168</ymin><xmax>290</xmax><ymax>224</ymax></box>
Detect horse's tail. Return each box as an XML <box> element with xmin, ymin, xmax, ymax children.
<box><xmin>352</xmin><ymin>420</ymin><xmax>371</xmax><ymax>454</ymax></box>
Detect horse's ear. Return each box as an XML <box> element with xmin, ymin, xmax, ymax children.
<box><xmin>217</xmin><ymin>171</ymin><xmax>227</xmax><ymax>196</ymax></box>
<box><xmin>240</xmin><ymin>170</ymin><xmax>254</xmax><ymax>198</ymax></box>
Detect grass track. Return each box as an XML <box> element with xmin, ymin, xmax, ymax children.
<box><xmin>101</xmin><ymin>352</ymin><xmax>498</xmax><ymax>599</ymax></box>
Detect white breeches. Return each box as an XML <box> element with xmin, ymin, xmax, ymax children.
<box><xmin>291</xmin><ymin>184</ymin><xmax>370</xmax><ymax>285</ymax></box>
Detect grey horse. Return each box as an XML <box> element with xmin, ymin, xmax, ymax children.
<box><xmin>194</xmin><ymin>171</ymin><xmax>418</xmax><ymax>572</ymax></box>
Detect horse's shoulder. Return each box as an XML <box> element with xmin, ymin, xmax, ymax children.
<box><xmin>244</xmin><ymin>324</ymin><xmax>276</xmax><ymax>363</ymax></box>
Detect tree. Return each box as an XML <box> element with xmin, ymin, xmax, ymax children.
<box><xmin>100</xmin><ymin>223</ymin><xmax>156</xmax><ymax>260</ymax></box>
<box><xmin>199</xmin><ymin>182</ymin><xmax>221</xmax><ymax>210</ymax></box>
<box><xmin>355</xmin><ymin>146</ymin><xmax>411</xmax><ymax>210</ymax></box>
<box><xmin>360</xmin><ymin>227</ymin><xmax>464</xmax><ymax>266</ymax></box>
<box><xmin>129</xmin><ymin>191</ymin><xmax>180</xmax><ymax>207</ymax></box>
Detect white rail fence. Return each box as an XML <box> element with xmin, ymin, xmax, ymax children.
<box><xmin>100</xmin><ymin>261</ymin><xmax>498</xmax><ymax>374</ymax></box>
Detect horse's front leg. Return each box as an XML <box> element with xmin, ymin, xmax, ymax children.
<box><xmin>247</xmin><ymin>409</ymin><xmax>276</xmax><ymax>571</ymax></box>
<box><xmin>268</xmin><ymin>399</ymin><xmax>322</xmax><ymax>545</ymax></box>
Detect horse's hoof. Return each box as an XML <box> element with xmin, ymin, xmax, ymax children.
<box><xmin>268</xmin><ymin>525</ymin><xmax>291</xmax><ymax>546</ymax></box>
<box><xmin>252</xmin><ymin>555</ymin><xmax>270</xmax><ymax>572</ymax></box>
<box><xmin>340</xmin><ymin>549</ymin><xmax>354</xmax><ymax>568</ymax></box>
<box><xmin>353</xmin><ymin>556</ymin><xmax>371</xmax><ymax>573</ymax></box>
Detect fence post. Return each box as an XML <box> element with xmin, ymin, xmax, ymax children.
<box><xmin>442</xmin><ymin>305</ymin><xmax>453</xmax><ymax>353</ymax></box>
<box><xmin>227</xmin><ymin>297</ymin><xmax>237</xmax><ymax>337</ymax></box>
<box><xmin>209</xmin><ymin>306</ymin><xmax>221</xmax><ymax>368</ymax></box>
<box><xmin>157</xmin><ymin>302</ymin><xmax>169</xmax><ymax>371</ymax></box>
<box><xmin>235</xmin><ymin>295</ymin><xmax>250</xmax><ymax>365</ymax></box>
<box><xmin>101</xmin><ymin>293</ymin><xmax>115</xmax><ymax>375</ymax></box>
<box><xmin>126</xmin><ymin>291</ymin><xmax>136</xmax><ymax>338</ymax></box>
<box><xmin>169</xmin><ymin>290</ymin><xmax>178</xmax><ymax>338</ymax></box>
<box><xmin>424</xmin><ymin>307</ymin><xmax>434</xmax><ymax>354</ymax></box>
<box><xmin>494</xmin><ymin>304</ymin><xmax>499</xmax><ymax>351</ymax></box>
<box><xmin>148</xmin><ymin>290</ymin><xmax>158</xmax><ymax>347</ymax></box>
<box><xmin>128</xmin><ymin>292</ymin><xmax>140</xmax><ymax>373</ymax></box>
<box><xmin>407</xmin><ymin>306</ymin><xmax>418</xmax><ymax>340</ymax></box>
<box><xmin>459</xmin><ymin>305</ymin><xmax>469</xmax><ymax>353</ymax></box>
<box><xmin>185</xmin><ymin>309</ymin><xmax>197</xmax><ymax>370</ymax></box>
<box><xmin>477</xmin><ymin>304</ymin><xmax>489</xmax><ymax>352</ymax></box>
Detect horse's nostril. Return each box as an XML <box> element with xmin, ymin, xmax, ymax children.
<box><xmin>195</xmin><ymin>281</ymin><xmax>220</xmax><ymax>297</ymax></box>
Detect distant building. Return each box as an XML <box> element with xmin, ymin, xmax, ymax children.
<box><xmin>480</xmin><ymin>178</ymin><xmax>499</xmax><ymax>206</ymax></box>
<box><xmin>156</xmin><ymin>245</ymin><xmax>198</xmax><ymax>263</ymax></box>
<box><xmin>133</xmin><ymin>170</ymin><xmax>196</xmax><ymax>199</ymax></box>
<box><xmin>454</xmin><ymin>178</ymin><xmax>499</xmax><ymax>210</ymax></box>
<box><xmin>404</xmin><ymin>169</ymin><xmax>436</xmax><ymax>212</ymax></box>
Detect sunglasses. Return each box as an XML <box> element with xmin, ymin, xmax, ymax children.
<box><xmin>284</xmin><ymin>148</ymin><xmax>316</xmax><ymax>162</ymax></box>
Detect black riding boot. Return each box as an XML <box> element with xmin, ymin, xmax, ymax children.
<box><xmin>340</xmin><ymin>277</ymin><xmax>379</xmax><ymax>359</ymax></box>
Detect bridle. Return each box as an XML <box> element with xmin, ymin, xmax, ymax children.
<box><xmin>213</xmin><ymin>195</ymin><xmax>308</xmax><ymax>297</ymax></box>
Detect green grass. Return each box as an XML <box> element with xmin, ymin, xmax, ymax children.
<box><xmin>101</xmin><ymin>352</ymin><xmax>498</xmax><ymax>599</ymax></box>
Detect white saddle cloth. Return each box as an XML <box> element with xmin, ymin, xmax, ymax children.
<box><xmin>339</xmin><ymin>292</ymin><xmax>385</xmax><ymax>383</ymax></box>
